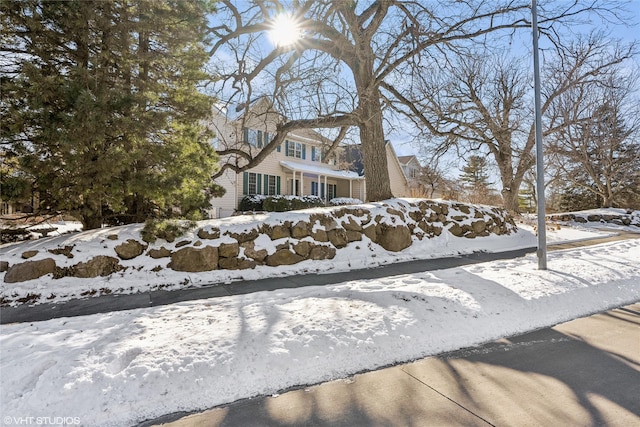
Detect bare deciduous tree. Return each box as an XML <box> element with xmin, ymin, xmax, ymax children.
<box><xmin>393</xmin><ymin>34</ymin><xmax>637</xmax><ymax>212</ymax></box>
<box><xmin>208</xmin><ymin>1</ymin><xmax>625</xmax><ymax>202</ymax></box>
<box><xmin>547</xmin><ymin>67</ymin><xmax>640</xmax><ymax>208</ymax></box>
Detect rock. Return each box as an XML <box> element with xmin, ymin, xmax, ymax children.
<box><xmin>574</xmin><ymin>217</ymin><xmax>588</xmax><ymax>223</ymax></box>
<box><xmin>151</xmin><ymin>266</ymin><xmax>163</xmax><ymax>272</ymax></box>
<box><xmin>291</xmin><ymin>221</ymin><xmax>311</xmax><ymax>239</ymax></box>
<box><xmin>73</xmin><ymin>256</ymin><xmax>122</xmax><ymax>278</ymax></box>
<box><xmin>386</xmin><ymin>208</ymin><xmax>405</xmax><ymax>221</ymax></box>
<box><xmin>362</xmin><ymin>225</ymin><xmax>377</xmax><ymax>242</ymax></box>
<box><xmin>114</xmin><ymin>239</ymin><xmax>146</xmax><ymax>260</ymax></box>
<box><xmin>309</xmin><ymin>245</ymin><xmax>336</xmax><ymax>260</ymax></box>
<box><xmin>175</xmin><ymin>240</ymin><xmax>191</xmax><ymax>248</ymax></box>
<box><xmin>408</xmin><ymin>211</ymin><xmax>424</xmax><ymax>222</ymax></box>
<box><xmin>293</xmin><ymin>241</ymin><xmax>313</xmax><ymax>257</ymax></box>
<box><xmin>327</xmin><ymin>229</ymin><xmax>349</xmax><ymax>248</ymax></box>
<box><xmin>193</xmin><ymin>240</ymin><xmax>203</xmax><ymax>247</ymax></box>
<box><xmin>587</xmin><ymin>214</ymin><xmax>601</xmax><ymax>222</ymax></box>
<box><xmin>341</xmin><ymin>217</ymin><xmax>362</xmax><ymax>232</ymax></box>
<box><xmin>106</xmin><ymin>234</ymin><xmax>119</xmax><ymax>240</ymax></box>
<box><xmin>265</xmin><ymin>249</ymin><xmax>304</xmax><ymax>266</ymax></box>
<box><xmin>21</xmin><ymin>250</ymin><xmax>38</xmax><ymax>259</ymax></box>
<box><xmin>346</xmin><ymin>230</ymin><xmax>362</xmax><ymax>242</ymax></box>
<box><xmin>197</xmin><ymin>227</ymin><xmax>220</xmax><ymax>240</ymax></box>
<box><xmin>242</xmin><ymin>242</ymin><xmax>268</xmax><ymax>262</ymax></box>
<box><xmin>457</xmin><ymin>204</ymin><xmax>471</xmax><ymax>214</ymax></box>
<box><xmin>219</xmin><ymin>242</ymin><xmax>240</xmax><ymax>258</ymax></box>
<box><xmin>5</xmin><ymin>259</ymin><xmax>56</xmax><ymax>283</ymax></box>
<box><xmin>48</xmin><ymin>245</ymin><xmax>74</xmax><ymax>258</ymax></box>
<box><xmin>169</xmin><ymin>246</ymin><xmax>218</xmax><ymax>272</ymax></box>
<box><xmin>218</xmin><ymin>257</ymin><xmax>240</xmax><ymax>270</ymax></box>
<box><xmin>0</xmin><ymin>261</ymin><xmax>9</xmax><ymax>272</ymax></box>
<box><xmin>269</xmin><ymin>224</ymin><xmax>291</xmax><ymax>240</ymax></box>
<box><xmin>148</xmin><ymin>247</ymin><xmax>172</xmax><ymax>259</ymax></box>
<box><xmin>227</xmin><ymin>229</ymin><xmax>258</xmax><ymax>244</ymax></box>
<box><xmin>311</xmin><ymin>229</ymin><xmax>328</xmax><ymax>242</ymax></box>
<box><xmin>448</xmin><ymin>223</ymin><xmax>464</xmax><ymax>237</ymax></box>
<box><xmin>471</xmin><ymin>221</ymin><xmax>486</xmax><ymax>234</ymax></box>
<box><xmin>377</xmin><ymin>225</ymin><xmax>412</xmax><ymax>252</ymax></box>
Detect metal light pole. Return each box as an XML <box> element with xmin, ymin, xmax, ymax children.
<box><xmin>531</xmin><ymin>0</ymin><xmax>547</xmax><ymax>269</ymax></box>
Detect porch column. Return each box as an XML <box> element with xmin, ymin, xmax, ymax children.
<box><xmin>292</xmin><ymin>170</ymin><xmax>296</xmax><ymax>195</ymax></box>
<box><xmin>324</xmin><ymin>176</ymin><xmax>328</xmax><ymax>202</ymax></box>
<box><xmin>300</xmin><ymin>172</ymin><xmax>304</xmax><ymax>196</ymax></box>
<box><xmin>317</xmin><ymin>175</ymin><xmax>321</xmax><ymax>198</ymax></box>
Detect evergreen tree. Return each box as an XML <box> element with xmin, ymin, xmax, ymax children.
<box><xmin>1</xmin><ymin>0</ymin><xmax>219</xmax><ymax>229</ymax></box>
<box><xmin>459</xmin><ymin>155</ymin><xmax>497</xmax><ymax>205</ymax></box>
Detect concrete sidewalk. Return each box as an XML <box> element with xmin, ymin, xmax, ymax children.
<box><xmin>1</xmin><ymin>247</ymin><xmax>536</xmax><ymax>324</ymax></box>
<box><xmin>142</xmin><ymin>303</ymin><xmax>640</xmax><ymax>427</ymax></box>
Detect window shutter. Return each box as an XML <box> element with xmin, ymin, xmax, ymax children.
<box><xmin>243</xmin><ymin>127</ymin><xmax>249</xmax><ymax>143</ymax></box>
<box><xmin>257</xmin><ymin>174</ymin><xmax>262</xmax><ymax>194</ymax></box>
<box><xmin>276</xmin><ymin>143</ymin><xmax>281</xmax><ymax>152</ymax></box>
<box><xmin>264</xmin><ymin>174</ymin><xmax>269</xmax><ymax>194</ymax></box>
<box><xmin>321</xmin><ymin>183</ymin><xmax>325</xmax><ymax>198</ymax></box>
<box><xmin>257</xmin><ymin>130</ymin><xmax>263</xmax><ymax>148</ymax></box>
<box><xmin>243</xmin><ymin>172</ymin><xmax>249</xmax><ymax>195</ymax></box>
<box><xmin>302</xmin><ymin>144</ymin><xmax>306</xmax><ymax>160</ymax></box>
<box><xmin>311</xmin><ymin>182</ymin><xmax>316</xmax><ymax>196</ymax></box>
<box><xmin>285</xmin><ymin>140</ymin><xmax>289</xmax><ymax>157</ymax></box>
<box><xmin>276</xmin><ymin>176</ymin><xmax>281</xmax><ymax>194</ymax></box>
<box><xmin>311</xmin><ymin>147</ymin><xmax>316</xmax><ymax>161</ymax></box>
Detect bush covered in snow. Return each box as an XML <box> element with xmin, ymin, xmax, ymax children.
<box><xmin>330</xmin><ymin>198</ymin><xmax>363</xmax><ymax>206</ymax></box>
<box><xmin>238</xmin><ymin>195</ymin><xmax>266</xmax><ymax>212</ymax></box>
<box><xmin>262</xmin><ymin>195</ymin><xmax>324</xmax><ymax>212</ymax></box>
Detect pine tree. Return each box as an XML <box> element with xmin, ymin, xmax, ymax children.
<box><xmin>459</xmin><ymin>155</ymin><xmax>496</xmax><ymax>205</ymax></box>
<box><xmin>1</xmin><ymin>0</ymin><xmax>219</xmax><ymax>229</ymax></box>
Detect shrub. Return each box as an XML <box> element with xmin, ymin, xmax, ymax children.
<box><xmin>141</xmin><ymin>219</ymin><xmax>197</xmax><ymax>243</ymax></box>
<box><xmin>329</xmin><ymin>197</ymin><xmax>363</xmax><ymax>206</ymax></box>
<box><xmin>239</xmin><ymin>195</ymin><xmax>266</xmax><ymax>212</ymax></box>
<box><xmin>263</xmin><ymin>195</ymin><xmax>324</xmax><ymax>212</ymax></box>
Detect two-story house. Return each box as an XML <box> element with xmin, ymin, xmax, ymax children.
<box><xmin>208</xmin><ymin>97</ymin><xmax>409</xmax><ymax>218</ymax></box>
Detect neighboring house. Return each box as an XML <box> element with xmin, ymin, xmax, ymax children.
<box><xmin>398</xmin><ymin>155</ymin><xmax>422</xmax><ymax>187</ymax></box>
<box><xmin>207</xmin><ymin>98</ymin><xmax>409</xmax><ymax>218</ymax></box>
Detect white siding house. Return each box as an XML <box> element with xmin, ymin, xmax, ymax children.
<box><xmin>207</xmin><ymin>98</ymin><xmax>408</xmax><ymax>217</ymax></box>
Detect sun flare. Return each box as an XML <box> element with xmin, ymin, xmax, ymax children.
<box><xmin>269</xmin><ymin>13</ymin><xmax>301</xmax><ymax>47</ymax></box>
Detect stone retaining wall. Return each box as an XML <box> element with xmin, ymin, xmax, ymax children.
<box><xmin>2</xmin><ymin>200</ymin><xmax>517</xmax><ymax>284</ymax></box>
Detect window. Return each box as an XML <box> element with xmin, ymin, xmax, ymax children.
<box><xmin>311</xmin><ymin>146</ymin><xmax>322</xmax><ymax>162</ymax></box>
<box><xmin>247</xmin><ymin>172</ymin><xmax>257</xmax><ymax>194</ymax></box>
<box><xmin>285</xmin><ymin>140</ymin><xmax>306</xmax><ymax>159</ymax></box>
<box><xmin>327</xmin><ymin>184</ymin><xmax>337</xmax><ymax>200</ymax></box>
<box><xmin>264</xmin><ymin>174</ymin><xmax>278</xmax><ymax>195</ymax></box>
<box><xmin>243</xmin><ymin>128</ymin><xmax>260</xmax><ymax>147</ymax></box>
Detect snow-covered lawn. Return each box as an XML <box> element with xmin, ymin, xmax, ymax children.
<box><xmin>1</xmin><ymin>229</ymin><xmax>639</xmax><ymax>426</ymax></box>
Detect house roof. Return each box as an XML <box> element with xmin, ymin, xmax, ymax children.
<box><xmin>397</xmin><ymin>155</ymin><xmax>419</xmax><ymax>166</ymax></box>
<box><xmin>280</xmin><ymin>161</ymin><xmax>364</xmax><ymax>180</ymax></box>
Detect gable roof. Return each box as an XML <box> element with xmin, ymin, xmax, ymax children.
<box><xmin>397</xmin><ymin>155</ymin><xmax>420</xmax><ymax>166</ymax></box>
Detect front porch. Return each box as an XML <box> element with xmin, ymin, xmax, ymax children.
<box><xmin>280</xmin><ymin>160</ymin><xmax>366</xmax><ymax>202</ymax></box>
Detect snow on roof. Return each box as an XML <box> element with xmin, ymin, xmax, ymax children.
<box><xmin>280</xmin><ymin>160</ymin><xmax>364</xmax><ymax>180</ymax></box>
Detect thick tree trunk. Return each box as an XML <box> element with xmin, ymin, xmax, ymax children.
<box><xmin>359</xmin><ymin>98</ymin><xmax>393</xmax><ymax>201</ymax></box>
<box><xmin>501</xmin><ymin>188</ymin><xmax>521</xmax><ymax>214</ymax></box>
<box><xmin>81</xmin><ymin>213</ymin><xmax>103</xmax><ymax>230</ymax></box>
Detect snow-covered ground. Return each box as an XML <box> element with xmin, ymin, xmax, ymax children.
<box><xmin>1</xmin><ymin>218</ymin><xmax>639</xmax><ymax>427</ymax></box>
